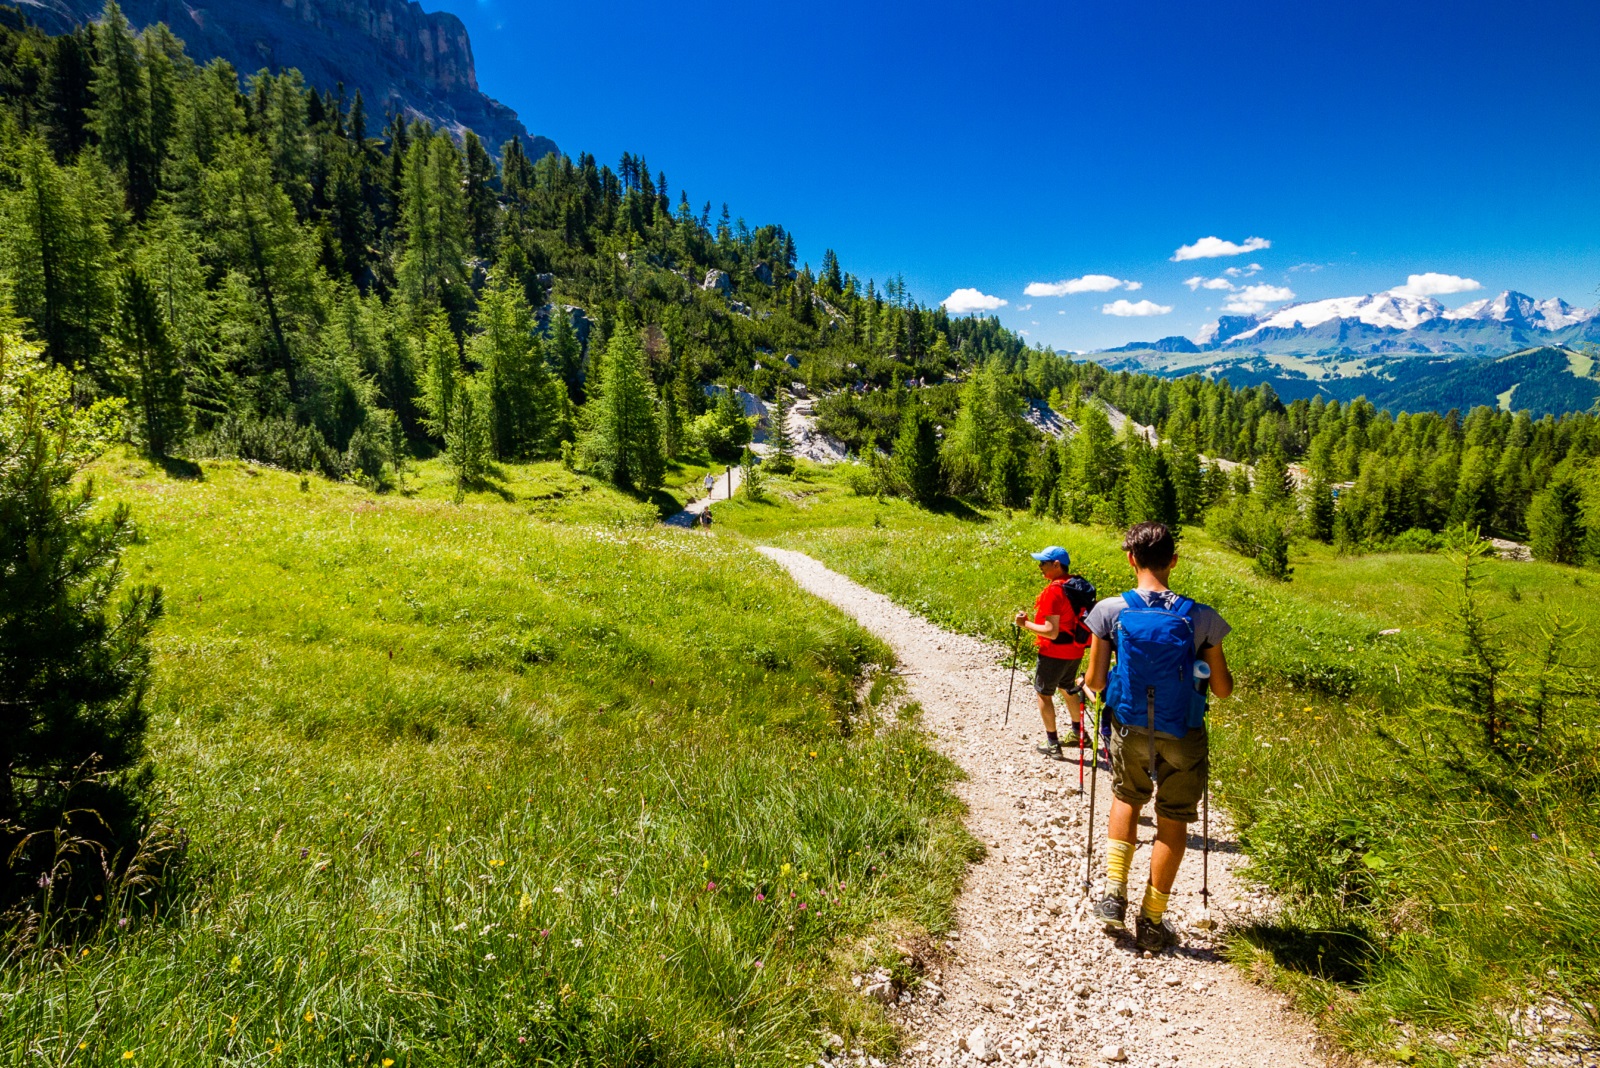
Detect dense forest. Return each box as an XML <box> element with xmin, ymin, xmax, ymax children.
<box><xmin>0</xmin><ymin>1</ymin><xmax>1597</xmax><ymax>567</ymax></box>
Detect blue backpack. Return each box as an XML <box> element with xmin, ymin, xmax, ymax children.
<box><xmin>1106</xmin><ymin>592</ymin><xmax>1208</xmax><ymax>741</ymax></box>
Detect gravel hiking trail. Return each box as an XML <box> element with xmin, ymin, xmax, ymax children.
<box><xmin>757</xmin><ymin>546</ymin><xmax>1337</xmax><ymax>1068</ymax></box>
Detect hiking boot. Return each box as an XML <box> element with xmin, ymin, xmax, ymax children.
<box><xmin>1070</xmin><ymin>724</ymin><xmax>1091</xmax><ymax>749</ymax></box>
<box><xmin>1036</xmin><ymin>740</ymin><xmax>1065</xmax><ymax>762</ymax></box>
<box><xmin>1134</xmin><ymin>913</ymin><xmax>1180</xmax><ymax>952</ymax></box>
<box><xmin>1094</xmin><ymin>893</ymin><xmax>1128</xmax><ymax>931</ymax></box>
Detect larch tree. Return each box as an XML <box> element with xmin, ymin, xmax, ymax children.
<box><xmin>114</xmin><ymin>268</ymin><xmax>188</xmax><ymax>457</ymax></box>
<box><xmin>580</xmin><ymin>329</ymin><xmax>665</xmax><ymax>492</ymax></box>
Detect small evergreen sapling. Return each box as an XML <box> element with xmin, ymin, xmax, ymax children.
<box><xmin>0</xmin><ymin>319</ymin><xmax>161</xmax><ymax>911</ymax></box>
<box><xmin>767</xmin><ymin>387</ymin><xmax>795</xmax><ymax>475</ymax></box>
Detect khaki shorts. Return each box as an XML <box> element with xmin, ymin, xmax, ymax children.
<box><xmin>1108</xmin><ymin>725</ymin><xmax>1209</xmax><ymax>823</ymax></box>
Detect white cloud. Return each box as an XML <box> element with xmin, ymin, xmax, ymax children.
<box><xmin>942</xmin><ymin>288</ymin><xmax>1008</xmax><ymax>314</ymax></box>
<box><xmin>1223</xmin><ymin>263</ymin><xmax>1263</xmax><ymax>278</ymax></box>
<box><xmin>1391</xmin><ymin>272</ymin><xmax>1482</xmax><ymax>297</ymax></box>
<box><xmin>1124</xmin><ymin>281</ymin><xmax>1143</xmax><ymax>292</ymax></box>
<box><xmin>1185</xmin><ymin>275</ymin><xmax>1235</xmax><ymax>291</ymax></box>
<box><xmin>1171</xmin><ymin>235</ymin><xmax>1271</xmax><ymax>262</ymax></box>
<box><xmin>1016</xmin><ymin>303</ymin><xmax>1032</xmax><ymax>311</ymax></box>
<box><xmin>1103</xmin><ymin>299</ymin><xmax>1173</xmax><ymax>317</ymax></box>
<box><xmin>1025</xmin><ymin>274</ymin><xmax>1140</xmax><ymax>296</ymax></box>
<box><xmin>1222</xmin><ymin>284</ymin><xmax>1295</xmax><ymax>314</ymax></box>
<box><xmin>1287</xmin><ymin>262</ymin><xmax>1325</xmax><ymax>273</ymax></box>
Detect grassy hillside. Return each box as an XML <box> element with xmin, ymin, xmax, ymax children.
<box><xmin>0</xmin><ymin>454</ymin><xmax>976</xmax><ymax>1067</ymax></box>
<box><xmin>712</xmin><ymin>463</ymin><xmax>1600</xmax><ymax>1066</ymax></box>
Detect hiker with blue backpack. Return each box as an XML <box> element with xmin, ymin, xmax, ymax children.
<box><xmin>1012</xmin><ymin>546</ymin><xmax>1098</xmax><ymax>760</ymax></box>
<box><xmin>1080</xmin><ymin>522</ymin><xmax>1234</xmax><ymax>951</ymax></box>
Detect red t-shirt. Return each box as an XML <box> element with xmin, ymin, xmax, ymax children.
<box><xmin>1033</xmin><ymin>580</ymin><xmax>1086</xmax><ymax>659</ymax></box>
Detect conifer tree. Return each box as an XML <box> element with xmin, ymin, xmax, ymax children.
<box><xmin>893</xmin><ymin>403</ymin><xmax>941</xmax><ymax>507</ymax></box>
<box><xmin>397</xmin><ymin>132</ymin><xmax>470</xmax><ymax>321</ymax></box>
<box><xmin>1</xmin><ymin>319</ymin><xmax>162</xmax><ymax>905</ymax></box>
<box><xmin>1302</xmin><ymin>472</ymin><xmax>1336</xmax><ymax>543</ymax></box>
<box><xmin>462</xmin><ymin>131</ymin><xmax>499</xmax><ymax>257</ymax></box>
<box><xmin>767</xmin><ymin>387</ymin><xmax>796</xmax><ymax>475</ymax></box>
<box><xmin>740</xmin><ymin>446</ymin><xmax>764</xmax><ymax>501</ymax></box>
<box><xmin>445</xmin><ymin>375</ymin><xmax>490</xmax><ymax>500</ymax></box>
<box><xmin>579</xmin><ymin>329</ymin><xmax>665</xmax><ymax>491</ymax></box>
<box><xmin>472</xmin><ymin>272</ymin><xmax>552</xmax><ymax>460</ymax></box>
<box><xmin>89</xmin><ymin>0</ymin><xmax>156</xmax><ymax>217</ymax></box>
<box><xmin>417</xmin><ymin>311</ymin><xmax>458</xmax><ymax>440</ymax></box>
<box><xmin>548</xmin><ymin>309</ymin><xmax>585</xmax><ymax>404</ymax></box>
<box><xmin>2</xmin><ymin>139</ymin><xmax>114</xmax><ymax>375</ymax></box>
<box><xmin>114</xmin><ymin>268</ymin><xmax>188</xmax><ymax>457</ymax></box>
<box><xmin>1527</xmin><ymin>473</ymin><xmax>1587</xmax><ymax>564</ymax></box>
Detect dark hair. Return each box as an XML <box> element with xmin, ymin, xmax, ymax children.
<box><xmin>1123</xmin><ymin>522</ymin><xmax>1176</xmax><ymax>570</ymax></box>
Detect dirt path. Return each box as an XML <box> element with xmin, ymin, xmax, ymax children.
<box><xmin>664</xmin><ymin>465</ymin><xmax>743</xmax><ymax>527</ymax></box>
<box><xmin>757</xmin><ymin>547</ymin><xmax>1333</xmax><ymax>1068</ymax></box>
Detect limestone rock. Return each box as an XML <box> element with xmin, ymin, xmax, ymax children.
<box><xmin>702</xmin><ymin>269</ymin><xmax>733</xmax><ymax>294</ymax></box>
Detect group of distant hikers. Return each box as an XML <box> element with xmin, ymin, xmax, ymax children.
<box><xmin>1013</xmin><ymin>522</ymin><xmax>1233</xmax><ymax>952</ymax></box>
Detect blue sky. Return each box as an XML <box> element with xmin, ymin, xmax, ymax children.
<box><xmin>433</xmin><ymin>0</ymin><xmax>1600</xmax><ymax>352</ymax></box>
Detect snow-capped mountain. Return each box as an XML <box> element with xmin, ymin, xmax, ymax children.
<box><xmin>1443</xmin><ymin>292</ymin><xmax>1591</xmax><ymax>330</ymax></box>
<box><xmin>1105</xmin><ymin>290</ymin><xmax>1598</xmax><ymax>359</ymax></box>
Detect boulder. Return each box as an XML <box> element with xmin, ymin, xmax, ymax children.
<box><xmin>752</xmin><ymin>262</ymin><xmax>774</xmax><ymax>286</ymax></box>
<box><xmin>702</xmin><ymin>269</ymin><xmax>732</xmax><ymax>294</ymax></box>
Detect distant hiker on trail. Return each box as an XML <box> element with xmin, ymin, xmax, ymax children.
<box><xmin>703</xmin><ymin>472</ymin><xmax>716</xmax><ymax>498</ymax></box>
<box><xmin>1081</xmin><ymin>522</ymin><xmax>1233</xmax><ymax>952</ymax></box>
<box><xmin>1013</xmin><ymin>546</ymin><xmax>1096</xmax><ymax>761</ymax></box>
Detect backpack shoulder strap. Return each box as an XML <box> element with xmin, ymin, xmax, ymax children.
<box><xmin>1121</xmin><ymin>590</ymin><xmax>1144</xmax><ymax>611</ymax></box>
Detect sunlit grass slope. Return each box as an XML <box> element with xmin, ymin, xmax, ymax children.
<box><xmin>1</xmin><ymin>454</ymin><xmax>975</xmax><ymax>1067</ymax></box>
<box><xmin>713</xmin><ymin>462</ymin><xmax>1600</xmax><ymax>1066</ymax></box>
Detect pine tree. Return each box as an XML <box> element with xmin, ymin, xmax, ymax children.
<box><xmin>1527</xmin><ymin>473</ymin><xmax>1586</xmax><ymax>565</ymax></box>
<box><xmin>445</xmin><ymin>374</ymin><xmax>490</xmax><ymax>500</ymax></box>
<box><xmin>767</xmin><ymin>387</ymin><xmax>796</xmax><ymax>474</ymax></box>
<box><xmin>892</xmin><ymin>403</ymin><xmax>941</xmax><ymax>506</ymax></box>
<box><xmin>89</xmin><ymin>0</ymin><xmax>156</xmax><ymax>217</ymax></box>
<box><xmin>416</xmin><ymin>311</ymin><xmax>458</xmax><ymax>440</ymax></box>
<box><xmin>1255</xmin><ymin>448</ymin><xmax>1291</xmax><ymax>507</ymax></box>
<box><xmin>462</xmin><ymin>131</ymin><xmax>499</xmax><ymax>257</ymax></box>
<box><xmin>472</xmin><ymin>271</ymin><xmax>552</xmax><ymax>460</ymax></box>
<box><xmin>114</xmin><ymin>268</ymin><xmax>188</xmax><ymax>457</ymax></box>
<box><xmin>397</xmin><ymin>132</ymin><xmax>470</xmax><ymax>321</ymax></box>
<box><xmin>549</xmin><ymin>308</ymin><xmax>585</xmax><ymax>405</ymax></box>
<box><xmin>1302</xmin><ymin>472</ymin><xmax>1336</xmax><ymax>543</ymax></box>
<box><xmin>740</xmin><ymin>446</ymin><xmax>764</xmax><ymax>501</ymax></box>
<box><xmin>2</xmin><ymin>139</ymin><xmax>114</xmax><ymax>376</ymax></box>
<box><xmin>1</xmin><ymin>321</ymin><xmax>162</xmax><ymax>906</ymax></box>
<box><xmin>579</xmin><ymin>329</ymin><xmax>666</xmax><ymax>491</ymax></box>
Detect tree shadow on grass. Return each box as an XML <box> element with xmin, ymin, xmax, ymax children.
<box><xmin>928</xmin><ymin>496</ymin><xmax>991</xmax><ymax>523</ymax></box>
<box><xmin>157</xmin><ymin>456</ymin><xmax>205</xmax><ymax>481</ymax></box>
<box><xmin>1234</xmin><ymin>918</ymin><xmax>1381</xmax><ymax>985</ymax></box>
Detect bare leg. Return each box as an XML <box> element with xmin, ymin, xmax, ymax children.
<box><xmin>1148</xmin><ymin>816</ymin><xmax>1188</xmax><ymax>894</ymax></box>
<box><xmin>1063</xmin><ymin>688</ymin><xmax>1084</xmax><ymax>728</ymax></box>
<box><xmin>1036</xmin><ymin>691</ymin><xmax>1057</xmax><ymax>734</ymax></box>
<box><xmin>1108</xmin><ymin>796</ymin><xmax>1139</xmax><ymax>846</ymax></box>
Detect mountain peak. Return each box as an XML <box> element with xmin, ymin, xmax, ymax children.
<box><xmin>17</xmin><ymin>0</ymin><xmax>552</xmax><ymax>154</ymax></box>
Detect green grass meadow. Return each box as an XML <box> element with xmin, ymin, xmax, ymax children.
<box><xmin>711</xmin><ymin>462</ymin><xmax>1600</xmax><ymax>1066</ymax></box>
<box><xmin>1</xmin><ymin>455</ymin><xmax>976</xmax><ymax>1067</ymax></box>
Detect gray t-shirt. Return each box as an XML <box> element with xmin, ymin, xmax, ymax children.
<box><xmin>1084</xmin><ymin>590</ymin><xmax>1231</xmax><ymax>652</ymax></box>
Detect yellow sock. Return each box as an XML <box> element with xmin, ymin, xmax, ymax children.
<box><xmin>1141</xmin><ymin>883</ymin><xmax>1171</xmax><ymax>923</ymax></box>
<box><xmin>1104</xmin><ymin>839</ymin><xmax>1134</xmax><ymax>898</ymax></box>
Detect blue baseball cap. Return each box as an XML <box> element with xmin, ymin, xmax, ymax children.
<box><xmin>1030</xmin><ymin>546</ymin><xmax>1070</xmax><ymax>567</ymax></box>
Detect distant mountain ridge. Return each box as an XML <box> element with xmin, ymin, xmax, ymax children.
<box><xmin>1104</xmin><ymin>288</ymin><xmax>1600</xmax><ymax>359</ymax></box>
<box><xmin>1090</xmin><ymin>289</ymin><xmax>1600</xmax><ymax>417</ymax></box>
<box><xmin>16</xmin><ymin>0</ymin><xmax>556</xmax><ymax>156</ymax></box>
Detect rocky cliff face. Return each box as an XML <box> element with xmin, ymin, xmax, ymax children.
<box><xmin>18</xmin><ymin>0</ymin><xmax>556</xmax><ymax>156</ymax></box>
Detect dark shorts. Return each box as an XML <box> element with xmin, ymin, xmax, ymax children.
<box><xmin>1033</xmin><ymin>654</ymin><xmax>1081</xmax><ymax>696</ymax></box>
<box><xmin>1108</xmin><ymin>725</ymin><xmax>1209</xmax><ymax>823</ymax></box>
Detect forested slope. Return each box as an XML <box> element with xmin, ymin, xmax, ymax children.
<box><xmin>0</xmin><ymin>0</ymin><xmax>1596</xmax><ymax>564</ymax></box>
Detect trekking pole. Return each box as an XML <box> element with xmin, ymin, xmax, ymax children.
<box><xmin>1199</xmin><ymin>784</ymin><xmax>1213</xmax><ymax>926</ymax></box>
<box><xmin>1003</xmin><ymin>623</ymin><xmax>1022</xmax><ymax>727</ymax></box>
<box><xmin>1083</xmin><ymin>691</ymin><xmax>1103</xmax><ymax>897</ymax></box>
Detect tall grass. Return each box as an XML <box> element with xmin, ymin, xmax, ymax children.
<box><xmin>0</xmin><ymin>454</ymin><xmax>976</xmax><ymax>1066</ymax></box>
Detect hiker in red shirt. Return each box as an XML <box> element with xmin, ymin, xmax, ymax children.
<box><xmin>1013</xmin><ymin>545</ymin><xmax>1093</xmax><ymax>760</ymax></box>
